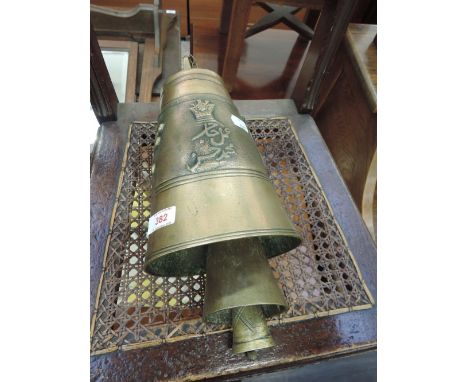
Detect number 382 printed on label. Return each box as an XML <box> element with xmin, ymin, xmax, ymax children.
<box><xmin>147</xmin><ymin>206</ymin><xmax>176</xmax><ymax>236</ymax></box>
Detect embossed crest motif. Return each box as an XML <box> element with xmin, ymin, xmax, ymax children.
<box><xmin>187</xmin><ymin>100</ymin><xmax>236</xmax><ymax>173</ymax></box>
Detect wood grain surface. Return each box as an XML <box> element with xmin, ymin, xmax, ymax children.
<box><xmin>91</xmin><ymin>0</ymin><xmax>189</xmax><ymax>36</ymax></box>
<box><xmin>345</xmin><ymin>23</ymin><xmax>377</xmax><ymax>112</ymax></box>
<box><xmin>290</xmin><ymin>0</ymin><xmax>358</xmax><ymax>113</ymax></box>
<box><xmin>139</xmin><ymin>38</ymin><xmax>162</xmax><ymax>102</ymax></box>
<box><xmin>90</xmin><ymin>0</ymin><xmax>310</xmax><ymax>37</ymax></box>
<box><xmin>91</xmin><ymin>24</ymin><xmax>118</xmax><ymax>123</ymax></box>
<box><xmin>315</xmin><ymin>36</ymin><xmax>376</xmax><ymax>220</ymax></box>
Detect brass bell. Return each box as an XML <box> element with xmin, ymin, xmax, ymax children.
<box><xmin>145</xmin><ymin>58</ymin><xmax>301</xmax><ymax>356</ymax></box>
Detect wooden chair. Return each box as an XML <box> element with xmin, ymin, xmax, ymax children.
<box><xmin>220</xmin><ymin>0</ymin><xmax>358</xmax><ymax>114</ymax></box>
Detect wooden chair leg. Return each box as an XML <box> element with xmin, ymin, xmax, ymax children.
<box><xmin>303</xmin><ymin>8</ymin><xmax>320</xmax><ymax>30</ymax></box>
<box><xmin>290</xmin><ymin>0</ymin><xmax>358</xmax><ymax>113</ymax></box>
<box><xmin>220</xmin><ymin>0</ymin><xmax>234</xmax><ymax>35</ymax></box>
<box><xmin>221</xmin><ymin>0</ymin><xmax>252</xmax><ymax>92</ymax></box>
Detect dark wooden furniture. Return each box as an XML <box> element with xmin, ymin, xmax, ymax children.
<box><xmin>91</xmin><ymin>2</ymin><xmax>183</xmax><ymax>103</ymax></box>
<box><xmin>90</xmin><ymin>24</ymin><xmax>118</xmax><ymax>124</ymax></box>
<box><xmin>220</xmin><ymin>0</ymin><xmax>358</xmax><ymax>114</ymax></box>
<box><xmin>90</xmin><ymin>100</ymin><xmax>376</xmax><ymax>381</ymax></box>
<box><xmin>243</xmin><ymin>2</ymin><xmax>316</xmax><ymax>40</ymax></box>
<box><xmin>139</xmin><ymin>37</ymin><xmax>161</xmax><ymax>102</ymax></box>
<box><xmin>91</xmin><ymin>2</ymin><xmax>156</xmax><ymax>40</ymax></box>
<box><xmin>314</xmin><ymin>23</ymin><xmax>377</xmax><ymax>240</ymax></box>
<box><xmin>91</xmin><ymin>0</ymin><xmax>190</xmax><ymax>38</ymax></box>
<box><xmin>244</xmin><ymin>349</ymin><xmax>376</xmax><ymax>381</ymax></box>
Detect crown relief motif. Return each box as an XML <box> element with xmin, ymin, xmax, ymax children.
<box><xmin>186</xmin><ymin>99</ymin><xmax>237</xmax><ymax>173</ymax></box>
<box><xmin>189</xmin><ymin>100</ymin><xmax>215</xmax><ymax>120</ymax></box>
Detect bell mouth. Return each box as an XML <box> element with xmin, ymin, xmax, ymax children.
<box><xmin>144</xmin><ymin>233</ymin><xmax>301</xmax><ymax>277</ymax></box>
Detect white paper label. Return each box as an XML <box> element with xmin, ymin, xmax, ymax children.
<box><xmin>231</xmin><ymin>114</ymin><xmax>249</xmax><ymax>133</ymax></box>
<box><xmin>147</xmin><ymin>206</ymin><xmax>176</xmax><ymax>236</ymax></box>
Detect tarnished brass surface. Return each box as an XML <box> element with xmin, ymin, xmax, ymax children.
<box><xmin>160</xmin><ymin>69</ymin><xmax>230</xmax><ymax>109</ymax></box>
<box><xmin>205</xmin><ymin>238</ymin><xmax>284</xmax><ymax>355</ymax></box>
<box><xmin>204</xmin><ymin>238</ymin><xmax>287</xmax><ymax>324</ymax></box>
<box><xmin>145</xmin><ymin>68</ymin><xmax>301</xmax><ymax>276</ymax></box>
<box><xmin>143</xmin><ymin>64</ymin><xmax>299</xmax><ymax>355</ymax></box>
<box><xmin>232</xmin><ymin>306</ymin><xmax>275</xmax><ymax>354</ymax></box>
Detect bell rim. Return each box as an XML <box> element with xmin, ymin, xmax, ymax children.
<box><xmin>144</xmin><ymin>231</ymin><xmax>302</xmax><ymax>277</ymax></box>
<box><xmin>203</xmin><ymin>302</ymin><xmax>288</xmax><ymax>324</ymax></box>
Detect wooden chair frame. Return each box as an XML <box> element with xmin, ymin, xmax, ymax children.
<box><xmin>220</xmin><ymin>0</ymin><xmax>358</xmax><ymax>113</ymax></box>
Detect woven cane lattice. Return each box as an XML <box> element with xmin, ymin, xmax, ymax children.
<box><xmin>91</xmin><ymin>118</ymin><xmax>373</xmax><ymax>354</ymax></box>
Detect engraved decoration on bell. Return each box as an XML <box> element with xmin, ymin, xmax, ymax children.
<box><xmin>187</xmin><ymin>99</ymin><xmax>237</xmax><ymax>173</ymax></box>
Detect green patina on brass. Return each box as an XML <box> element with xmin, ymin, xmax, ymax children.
<box><xmin>205</xmin><ymin>238</ymin><xmax>284</xmax><ymax>355</ymax></box>
<box><xmin>144</xmin><ymin>61</ymin><xmax>301</xmax><ymax>355</ymax></box>
<box><xmin>204</xmin><ymin>238</ymin><xmax>287</xmax><ymax>324</ymax></box>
